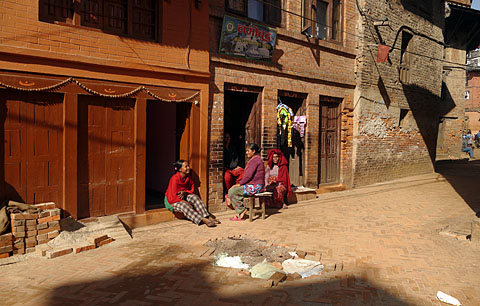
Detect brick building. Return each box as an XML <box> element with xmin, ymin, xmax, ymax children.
<box><xmin>207</xmin><ymin>0</ymin><xmax>358</xmax><ymax>211</ymax></box>
<box><xmin>0</xmin><ymin>0</ymin><xmax>210</xmax><ymax>220</ymax></box>
<box><xmin>437</xmin><ymin>1</ymin><xmax>480</xmax><ymax>159</ymax></box>
<box><xmin>466</xmin><ymin>49</ymin><xmax>480</xmax><ymax>134</ymax></box>
<box><xmin>352</xmin><ymin>0</ymin><xmax>446</xmax><ymax>185</ymax></box>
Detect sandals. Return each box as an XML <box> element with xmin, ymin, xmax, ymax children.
<box><xmin>205</xmin><ymin>220</ymin><xmax>217</xmax><ymax>227</ymax></box>
<box><xmin>230</xmin><ymin>216</ymin><xmax>245</xmax><ymax>221</ymax></box>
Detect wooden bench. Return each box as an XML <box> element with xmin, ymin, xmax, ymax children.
<box><xmin>243</xmin><ymin>192</ymin><xmax>272</xmax><ymax>222</ymax></box>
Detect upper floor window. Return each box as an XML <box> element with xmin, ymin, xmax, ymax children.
<box><xmin>399</xmin><ymin>31</ymin><xmax>413</xmax><ymax>84</ymax></box>
<box><xmin>302</xmin><ymin>0</ymin><xmax>341</xmax><ymax>41</ymax></box>
<box><xmin>226</xmin><ymin>0</ymin><xmax>282</xmax><ymax>26</ymax></box>
<box><xmin>402</xmin><ymin>0</ymin><xmax>433</xmax><ymax>21</ymax></box>
<box><xmin>39</xmin><ymin>0</ymin><xmax>159</xmax><ymax>41</ymax></box>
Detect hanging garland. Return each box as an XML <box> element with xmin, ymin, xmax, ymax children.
<box><xmin>0</xmin><ymin>78</ymin><xmax>74</xmax><ymax>92</ymax></box>
<box><xmin>0</xmin><ymin>77</ymin><xmax>200</xmax><ymax>103</ymax></box>
<box><xmin>277</xmin><ymin>103</ymin><xmax>293</xmax><ymax>147</ymax></box>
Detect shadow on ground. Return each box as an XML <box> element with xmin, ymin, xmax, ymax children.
<box><xmin>435</xmin><ymin>159</ymin><xmax>480</xmax><ymax>216</ymax></box>
<box><xmin>45</xmin><ymin>244</ymin><xmax>409</xmax><ymax>306</ymax></box>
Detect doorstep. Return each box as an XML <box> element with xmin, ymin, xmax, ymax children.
<box><xmin>118</xmin><ymin>209</ymin><xmax>176</xmax><ymax>230</ymax></box>
<box><xmin>316</xmin><ymin>184</ymin><xmax>347</xmax><ymax>194</ymax></box>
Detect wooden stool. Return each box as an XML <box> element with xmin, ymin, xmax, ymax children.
<box><xmin>244</xmin><ymin>192</ymin><xmax>272</xmax><ymax>222</ymax></box>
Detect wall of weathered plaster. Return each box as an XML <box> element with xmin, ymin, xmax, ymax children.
<box><xmin>353</xmin><ymin>0</ymin><xmax>445</xmax><ymax>186</ymax></box>
<box><xmin>437</xmin><ymin>46</ymin><xmax>467</xmax><ymax>160</ymax></box>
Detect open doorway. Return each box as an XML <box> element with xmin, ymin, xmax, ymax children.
<box><xmin>223</xmin><ymin>86</ymin><xmax>262</xmax><ymax>194</ymax></box>
<box><xmin>145</xmin><ymin>101</ymin><xmax>190</xmax><ymax>210</ymax></box>
<box><xmin>278</xmin><ymin>92</ymin><xmax>307</xmax><ymax>187</ymax></box>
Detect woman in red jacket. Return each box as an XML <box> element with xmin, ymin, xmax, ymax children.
<box><xmin>166</xmin><ymin>160</ymin><xmax>219</xmax><ymax>227</ymax></box>
<box><xmin>264</xmin><ymin>149</ymin><xmax>291</xmax><ymax>209</ymax></box>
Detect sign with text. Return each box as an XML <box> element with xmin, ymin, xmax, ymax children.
<box><xmin>218</xmin><ymin>15</ymin><xmax>277</xmax><ymax>63</ymax></box>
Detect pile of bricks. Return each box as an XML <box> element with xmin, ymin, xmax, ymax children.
<box><xmin>0</xmin><ymin>233</ymin><xmax>13</xmax><ymax>259</ymax></box>
<box><xmin>10</xmin><ymin>202</ymin><xmax>61</xmax><ymax>256</ymax></box>
<box><xmin>36</xmin><ymin>234</ymin><xmax>114</xmax><ymax>259</ymax></box>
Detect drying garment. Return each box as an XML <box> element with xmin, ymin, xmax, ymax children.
<box><xmin>292</xmin><ymin>115</ymin><xmax>307</xmax><ymax>138</ymax></box>
<box><xmin>277</xmin><ymin>103</ymin><xmax>293</xmax><ymax>147</ymax></box>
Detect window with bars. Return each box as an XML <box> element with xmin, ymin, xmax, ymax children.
<box><xmin>39</xmin><ymin>0</ymin><xmax>158</xmax><ymax>41</ymax></box>
<box><xmin>402</xmin><ymin>0</ymin><xmax>433</xmax><ymax>21</ymax></box>
<box><xmin>225</xmin><ymin>0</ymin><xmax>282</xmax><ymax>26</ymax></box>
<box><xmin>399</xmin><ymin>31</ymin><xmax>413</xmax><ymax>84</ymax></box>
<box><xmin>302</xmin><ymin>0</ymin><xmax>342</xmax><ymax>41</ymax></box>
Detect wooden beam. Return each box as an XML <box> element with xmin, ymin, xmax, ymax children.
<box><xmin>63</xmin><ymin>93</ymin><xmax>78</xmax><ymax>218</ymax></box>
<box><xmin>134</xmin><ymin>97</ymin><xmax>147</xmax><ymax>215</ymax></box>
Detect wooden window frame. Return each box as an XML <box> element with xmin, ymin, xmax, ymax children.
<box><xmin>39</xmin><ymin>0</ymin><xmax>161</xmax><ymax>42</ymax></box>
<box><xmin>402</xmin><ymin>0</ymin><xmax>433</xmax><ymax>21</ymax></box>
<box><xmin>399</xmin><ymin>31</ymin><xmax>413</xmax><ymax>84</ymax></box>
<box><xmin>302</xmin><ymin>0</ymin><xmax>343</xmax><ymax>42</ymax></box>
<box><xmin>225</xmin><ymin>0</ymin><xmax>282</xmax><ymax>27</ymax></box>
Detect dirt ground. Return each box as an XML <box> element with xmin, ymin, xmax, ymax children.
<box><xmin>205</xmin><ymin>236</ymin><xmax>293</xmax><ymax>266</ymax></box>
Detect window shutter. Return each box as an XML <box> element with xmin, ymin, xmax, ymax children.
<box><xmin>265</xmin><ymin>0</ymin><xmax>282</xmax><ymax>26</ymax></box>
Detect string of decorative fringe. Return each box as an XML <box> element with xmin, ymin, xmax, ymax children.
<box><xmin>0</xmin><ymin>77</ymin><xmax>200</xmax><ymax>102</ymax></box>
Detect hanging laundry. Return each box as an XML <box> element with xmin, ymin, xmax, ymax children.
<box><xmin>292</xmin><ymin>115</ymin><xmax>307</xmax><ymax>138</ymax></box>
<box><xmin>277</xmin><ymin>103</ymin><xmax>294</xmax><ymax>147</ymax></box>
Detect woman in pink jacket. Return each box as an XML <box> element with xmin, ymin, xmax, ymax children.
<box><xmin>226</xmin><ymin>143</ymin><xmax>265</xmax><ymax>221</ymax></box>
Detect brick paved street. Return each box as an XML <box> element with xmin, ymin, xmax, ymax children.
<box><xmin>1</xmin><ymin>160</ymin><xmax>480</xmax><ymax>306</ymax></box>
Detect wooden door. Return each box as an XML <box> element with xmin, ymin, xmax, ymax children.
<box><xmin>1</xmin><ymin>92</ymin><xmax>63</xmax><ymax>205</ymax></box>
<box><xmin>319</xmin><ymin>99</ymin><xmax>341</xmax><ymax>185</ymax></box>
<box><xmin>78</xmin><ymin>96</ymin><xmax>135</xmax><ymax>218</ymax></box>
<box><xmin>245</xmin><ymin>93</ymin><xmax>261</xmax><ymax>146</ymax></box>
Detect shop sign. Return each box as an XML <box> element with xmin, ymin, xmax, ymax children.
<box><xmin>218</xmin><ymin>15</ymin><xmax>277</xmax><ymax>63</ymax></box>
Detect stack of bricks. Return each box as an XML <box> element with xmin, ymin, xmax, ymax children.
<box><xmin>0</xmin><ymin>233</ymin><xmax>13</xmax><ymax>259</ymax></box>
<box><xmin>10</xmin><ymin>202</ymin><xmax>61</xmax><ymax>255</ymax></box>
<box><xmin>36</xmin><ymin>234</ymin><xmax>114</xmax><ymax>259</ymax></box>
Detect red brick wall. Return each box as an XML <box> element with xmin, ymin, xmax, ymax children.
<box><xmin>353</xmin><ymin>0</ymin><xmax>445</xmax><ymax>186</ymax></box>
<box><xmin>207</xmin><ymin>0</ymin><xmax>357</xmax><ymax>211</ymax></box>
<box><xmin>466</xmin><ymin>71</ymin><xmax>480</xmax><ymax>110</ymax></box>
<box><xmin>0</xmin><ymin>0</ymin><xmax>209</xmax><ymax>73</ymax></box>
<box><xmin>436</xmin><ymin>47</ymin><xmax>467</xmax><ymax>160</ymax></box>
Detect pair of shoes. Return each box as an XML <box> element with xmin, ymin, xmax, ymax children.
<box><xmin>205</xmin><ymin>220</ymin><xmax>217</xmax><ymax>227</ymax></box>
<box><xmin>230</xmin><ymin>216</ymin><xmax>245</xmax><ymax>221</ymax></box>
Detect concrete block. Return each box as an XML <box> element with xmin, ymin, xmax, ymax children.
<box><xmin>471</xmin><ymin>219</ymin><xmax>480</xmax><ymax>243</ymax></box>
<box><xmin>36</xmin><ymin>244</ymin><xmax>53</xmax><ymax>256</ymax></box>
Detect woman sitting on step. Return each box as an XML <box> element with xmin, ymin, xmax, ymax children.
<box><xmin>226</xmin><ymin>143</ymin><xmax>265</xmax><ymax>221</ymax></box>
<box><xmin>166</xmin><ymin>160</ymin><xmax>220</xmax><ymax>227</ymax></box>
<box><xmin>264</xmin><ymin>149</ymin><xmax>291</xmax><ymax>209</ymax></box>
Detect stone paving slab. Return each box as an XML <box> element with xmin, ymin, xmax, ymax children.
<box><xmin>1</xmin><ymin>169</ymin><xmax>480</xmax><ymax>305</ymax></box>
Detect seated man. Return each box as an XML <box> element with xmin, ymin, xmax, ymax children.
<box><xmin>224</xmin><ymin>132</ymin><xmax>244</xmax><ymax>195</ymax></box>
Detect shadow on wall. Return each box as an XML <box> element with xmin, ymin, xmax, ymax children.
<box><xmin>435</xmin><ymin>159</ymin><xmax>480</xmax><ymax>215</ymax></box>
<box><xmin>45</xmin><ymin>245</ymin><xmax>410</xmax><ymax>305</ymax></box>
<box><xmin>402</xmin><ymin>84</ymin><xmax>456</xmax><ymax>163</ymax></box>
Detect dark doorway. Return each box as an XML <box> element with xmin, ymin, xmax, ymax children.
<box><xmin>278</xmin><ymin>93</ymin><xmax>307</xmax><ymax>187</ymax></box>
<box><xmin>145</xmin><ymin>101</ymin><xmax>190</xmax><ymax>210</ymax></box>
<box><xmin>224</xmin><ymin>89</ymin><xmax>261</xmax><ymax>169</ymax></box>
<box><xmin>319</xmin><ymin>97</ymin><xmax>341</xmax><ymax>185</ymax></box>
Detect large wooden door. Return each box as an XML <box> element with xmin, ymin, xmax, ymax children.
<box><xmin>1</xmin><ymin>91</ymin><xmax>63</xmax><ymax>205</ymax></box>
<box><xmin>319</xmin><ymin>98</ymin><xmax>341</xmax><ymax>185</ymax></box>
<box><xmin>78</xmin><ymin>96</ymin><xmax>135</xmax><ymax>218</ymax></box>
